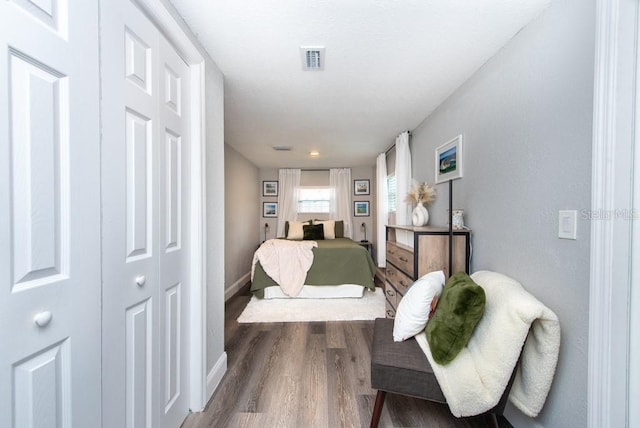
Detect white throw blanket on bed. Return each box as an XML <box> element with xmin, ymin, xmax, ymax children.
<box><xmin>251</xmin><ymin>239</ymin><xmax>318</xmax><ymax>297</ymax></box>
<box><xmin>414</xmin><ymin>270</ymin><xmax>560</xmax><ymax>418</ymax></box>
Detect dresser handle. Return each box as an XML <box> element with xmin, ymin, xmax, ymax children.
<box><xmin>399</xmin><ymin>280</ymin><xmax>406</xmax><ymax>286</ymax></box>
<box><xmin>386</xmin><ymin>310</ymin><xmax>395</xmax><ymax>318</ymax></box>
<box><xmin>399</xmin><ymin>257</ymin><xmax>408</xmax><ymax>262</ymax></box>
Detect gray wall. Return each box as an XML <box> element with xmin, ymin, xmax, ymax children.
<box><xmin>351</xmin><ymin>166</ymin><xmax>375</xmax><ymax>246</ymax></box>
<box><xmin>259</xmin><ymin>168</ymin><xmax>278</xmax><ymax>240</ymax></box>
<box><xmin>224</xmin><ymin>144</ymin><xmax>260</xmax><ymax>297</ymax></box>
<box><xmin>409</xmin><ymin>0</ymin><xmax>594</xmax><ymax>426</ymax></box>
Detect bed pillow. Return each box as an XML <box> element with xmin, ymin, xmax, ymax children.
<box><xmin>314</xmin><ymin>219</ymin><xmax>344</xmax><ymax>238</ymax></box>
<box><xmin>313</xmin><ymin>220</ymin><xmax>336</xmax><ymax>239</ymax></box>
<box><xmin>425</xmin><ymin>272</ymin><xmax>486</xmax><ymax>365</ymax></box>
<box><xmin>303</xmin><ymin>224</ymin><xmax>324</xmax><ymax>240</ymax></box>
<box><xmin>285</xmin><ymin>220</ymin><xmax>311</xmax><ymax>239</ymax></box>
<box><xmin>393</xmin><ymin>270</ymin><xmax>445</xmax><ymax>342</ymax></box>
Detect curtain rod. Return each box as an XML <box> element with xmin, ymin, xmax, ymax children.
<box><xmin>383</xmin><ymin>130</ymin><xmax>411</xmax><ymax>155</ymax></box>
<box><xmin>299</xmin><ymin>167</ymin><xmax>352</xmax><ymax>171</ymax></box>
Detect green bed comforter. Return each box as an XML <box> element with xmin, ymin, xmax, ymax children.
<box><xmin>251</xmin><ymin>238</ymin><xmax>376</xmax><ymax>298</ymax></box>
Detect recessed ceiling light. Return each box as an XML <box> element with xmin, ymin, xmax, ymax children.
<box><xmin>309</xmin><ymin>151</ymin><xmax>320</xmax><ymax>157</ymax></box>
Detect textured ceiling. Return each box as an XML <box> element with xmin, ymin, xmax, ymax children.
<box><xmin>170</xmin><ymin>0</ymin><xmax>550</xmax><ymax>168</ymax></box>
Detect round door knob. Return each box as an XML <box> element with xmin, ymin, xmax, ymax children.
<box><xmin>34</xmin><ymin>311</ymin><xmax>53</xmax><ymax>328</ymax></box>
<box><xmin>135</xmin><ymin>275</ymin><xmax>146</xmax><ymax>286</ymax></box>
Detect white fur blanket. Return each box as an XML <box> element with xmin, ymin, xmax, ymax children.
<box><xmin>415</xmin><ymin>270</ymin><xmax>560</xmax><ymax>417</ymax></box>
<box><xmin>251</xmin><ymin>239</ymin><xmax>317</xmax><ymax>297</ymax></box>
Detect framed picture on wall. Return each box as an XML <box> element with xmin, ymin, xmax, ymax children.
<box><xmin>435</xmin><ymin>135</ymin><xmax>463</xmax><ymax>183</ymax></box>
<box><xmin>263</xmin><ymin>202</ymin><xmax>278</xmax><ymax>217</ymax></box>
<box><xmin>354</xmin><ymin>179</ymin><xmax>370</xmax><ymax>195</ymax></box>
<box><xmin>354</xmin><ymin>201</ymin><xmax>370</xmax><ymax>217</ymax></box>
<box><xmin>263</xmin><ymin>180</ymin><xmax>278</xmax><ymax>196</ymax></box>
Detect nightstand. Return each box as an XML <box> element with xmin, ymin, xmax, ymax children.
<box><xmin>358</xmin><ymin>241</ymin><xmax>373</xmax><ymax>256</ymax></box>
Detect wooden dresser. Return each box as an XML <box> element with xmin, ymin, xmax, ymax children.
<box><xmin>384</xmin><ymin>225</ymin><xmax>471</xmax><ymax>318</ymax></box>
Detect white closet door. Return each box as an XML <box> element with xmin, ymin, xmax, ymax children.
<box><xmin>158</xmin><ymin>33</ymin><xmax>191</xmax><ymax>428</ymax></box>
<box><xmin>101</xmin><ymin>1</ymin><xmax>191</xmax><ymax>427</ymax></box>
<box><xmin>101</xmin><ymin>2</ymin><xmax>160</xmax><ymax>426</ymax></box>
<box><xmin>0</xmin><ymin>1</ymin><xmax>102</xmax><ymax>427</ymax></box>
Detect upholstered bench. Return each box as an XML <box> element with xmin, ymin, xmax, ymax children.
<box><xmin>371</xmin><ymin>317</ymin><xmax>446</xmax><ymax>402</ymax></box>
<box><xmin>370</xmin><ymin>317</ymin><xmax>515</xmax><ymax>428</ymax></box>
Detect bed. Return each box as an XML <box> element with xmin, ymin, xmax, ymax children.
<box><xmin>251</xmin><ymin>237</ymin><xmax>376</xmax><ymax>299</ymax></box>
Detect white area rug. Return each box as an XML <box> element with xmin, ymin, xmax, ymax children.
<box><xmin>237</xmin><ymin>287</ymin><xmax>385</xmax><ymax>323</ymax></box>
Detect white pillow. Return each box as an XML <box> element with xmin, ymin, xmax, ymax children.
<box><xmin>393</xmin><ymin>270</ymin><xmax>445</xmax><ymax>342</ymax></box>
<box><xmin>286</xmin><ymin>221</ymin><xmax>305</xmax><ymax>240</ymax></box>
<box><xmin>314</xmin><ymin>220</ymin><xmax>335</xmax><ymax>239</ymax></box>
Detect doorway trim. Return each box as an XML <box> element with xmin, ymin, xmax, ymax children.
<box><xmin>131</xmin><ymin>0</ymin><xmax>208</xmax><ymax>411</ymax></box>
<box><xmin>589</xmin><ymin>0</ymin><xmax>638</xmax><ymax>426</ymax></box>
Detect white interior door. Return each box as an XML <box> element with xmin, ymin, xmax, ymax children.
<box><xmin>101</xmin><ymin>4</ymin><xmax>160</xmax><ymax>426</ymax></box>
<box><xmin>158</xmin><ymin>34</ymin><xmax>192</xmax><ymax>428</ymax></box>
<box><xmin>101</xmin><ymin>1</ymin><xmax>191</xmax><ymax>427</ymax></box>
<box><xmin>0</xmin><ymin>1</ymin><xmax>102</xmax><ymax>427</ymax></box>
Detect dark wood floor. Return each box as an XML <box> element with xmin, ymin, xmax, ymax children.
<box><xmin>182</xmin><ymin>285</ymin><xmax>511</xmax><ymax>428</ymax></box>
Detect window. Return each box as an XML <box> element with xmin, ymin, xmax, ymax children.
<box><xmin>298</xmin><ymin>187</ymin><xmax>330</xmax><ymax>213</ymax></box>
<box><xmin>387</xmin><ymin>175</ymin><xmax>397</xmax><ymax>212</ymax></box>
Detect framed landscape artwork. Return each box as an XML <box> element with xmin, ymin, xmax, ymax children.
<box><xmin>354</xmin><ymin>201</ymin><xmax>370</xmax><ymax>217</ymax></box>
<box><xmin>263</xmin><ymin>180</ymin><xmax>278</xmax><ymax>197</ymax></box>
<box><xmin>263</xmin><ymin>202</ymin><xmax>278</xmax><ymax>218</ymax></box>
<box><xmin>435</xmin><ymin>135</ymin><xmax>463</xmax><ymax>184</ymax></box>
<box><xmin>354</xmin><ymin>179</ymin><xmax>370</xmax><ymax>195</ymax></box>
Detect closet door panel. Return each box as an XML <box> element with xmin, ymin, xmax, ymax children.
<box><xmin>0</xmin><ymin>1</ymin><xmax>101</xmax><ymax>426</ymax></box>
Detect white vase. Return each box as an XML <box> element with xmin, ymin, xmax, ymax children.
<box><xmin>412</xmin><ymin>202</ymin><xmax>429</xmax><ymax>226</ymax></box>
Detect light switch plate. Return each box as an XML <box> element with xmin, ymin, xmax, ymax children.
<box><xmin>558</xmin><ymin>210</ymin><xmax>577</xmax><ymax>239</ymax></box>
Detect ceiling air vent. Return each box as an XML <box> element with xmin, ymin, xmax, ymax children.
<box><xmin>300</xmin><ymin>46</ymin><xmax>325</xmax><ymax>71</ymax></box>
<box><xmin>272</xmin><ymin>145</ymin><xmax>293</xmax><ymax>151</ymax></box>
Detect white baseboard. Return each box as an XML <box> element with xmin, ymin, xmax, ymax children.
<box><xmin>206</xmin><ymin>352</ymin><xmax>227</xmax><ymax>402</ymax></box>
<box><xmin>225</xmin><ymin>272</ymin><xmax>250</xmax><ymax>301</ymax></box>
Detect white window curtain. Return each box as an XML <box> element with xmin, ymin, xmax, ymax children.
<box><xmin>276</xmin><ymin>168</ymin><xmax>301</xmax><ymax>238</ymax></box>
<box><xmin>395</xmin><ymin>131</ymin><xmax>413</xmax><ymax>245</ymax></box>
<box><xmin>376</xmin><ymin>153</ymin><xmax>388</xmax><ymax>267</ymax></box>
<box><xmin>329</xmin><ymin>168</ymin><xmax>352</xmax><ymax>238</ymax></box>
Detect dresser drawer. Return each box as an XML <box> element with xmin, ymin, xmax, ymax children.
<box><xmin>384</xmin><ymin>285</ymin><xmax>398</xmax><ymax>308</ymax></box>
<box><xmin>386</xmin><ymin>263</ymin><xmax>413</xmax><ymax>295</ymax></box>
<box><xmin>385</xmin><ymin>300</ymin><xmax>396</xmax><ymax>319</ymax></box>
<box><xmin>386</xmin><ymin>242</ymin><xmax>414</xmax><ymax>277</ymax></box>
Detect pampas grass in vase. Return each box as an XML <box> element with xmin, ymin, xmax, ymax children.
<box><xmin>405</xmin><ymin>180</ymin><xmax>436</xmax><ymax>226</ymax></box>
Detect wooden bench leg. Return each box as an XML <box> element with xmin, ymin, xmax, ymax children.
<box><xmin>370</xmin><ymin>390</ymin><xmax>386</xmax><ymax>428</ymax></box>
